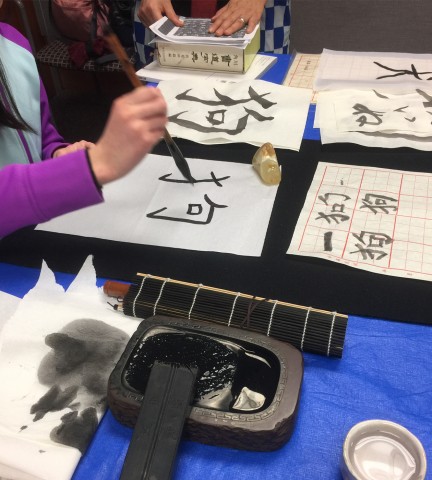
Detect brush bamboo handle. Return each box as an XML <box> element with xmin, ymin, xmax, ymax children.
<box><xmin>103</xmin><ymin>27</ymin><xmax>142</xmax><ymax>88</ymax></box>
<box><xmin>103</xmin><ymin>27</ymin><xmax>183</xmax><ymax>167</ymax></box>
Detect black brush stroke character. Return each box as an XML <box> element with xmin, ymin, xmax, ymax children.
<box><xmin>147</xmin><ymin>193</ymin><xmax>228</xmax><ymax>224</ymax></box>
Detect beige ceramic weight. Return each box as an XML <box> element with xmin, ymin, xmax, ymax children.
<box><xmin>252</xmin><ymin>142</ymin><xmax>281</xmax><ymax>185</ymax></box>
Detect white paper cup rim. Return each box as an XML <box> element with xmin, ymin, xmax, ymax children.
<box><xmin>341</xmin><ymin>419</ymin><xmax>427</xmax><ymax>480</ymax></box>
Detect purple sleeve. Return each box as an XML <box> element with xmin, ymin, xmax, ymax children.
<box><xmin>0</xmin><ymin>149</ymin><xmax>103</xmax><ymax>237</ymax></box>
<box><xmin>40</xmin><ymin>80</ymin><xmax>69</xmax><ymax>160</ymax></box>
<box><xmin>0</xmin><ymin>22</ymin><xmax>68</xmax><ymax>158</ymax></box>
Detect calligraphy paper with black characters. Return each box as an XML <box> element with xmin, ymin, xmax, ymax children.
<box><xmin>156</xmin><ymin>79</ymin><xmax>312</xmax><ymax>151</ymax></box>
<box><xmin>0</xmin><ymin>257</ymin><xmax>137</xmax><ymax>480</ymax></box>
<box><xmin>315</xmin><ymin>89</ymin><xmax>432</xmax><ymax>150</ymax></box>
<box><xmin>37</xmin><ymin>154</ymin><xmax>280</xmax><ymax>257</ymax></box>
<box><xmin>314</xmin><ymin>49</ymin><xmax>432</xmax><ymax>91</ymax></box>
<box><xmin>287</xmin><ymin>162</ymin><xmax>432</xmax><ymax>282</ymax></box>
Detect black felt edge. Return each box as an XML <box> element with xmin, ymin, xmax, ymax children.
<box><xmin>1</xmin><ymin>139</ymin><xmax>431</xmax><ymax>325</ymax></box>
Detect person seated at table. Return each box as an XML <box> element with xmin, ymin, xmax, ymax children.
<box><xmin>0</xmin><ymin>17</ymin><xmax>167</xmax><ymax>239</ymax></box>
<box><xmin>133</xmin><ymin>0</ymin><xmax>290</xmax><ymax>65</ymax></box>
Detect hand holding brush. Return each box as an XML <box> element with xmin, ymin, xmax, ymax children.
<box><xmin>103</xmin><ymin>24</ymin><xmax>195</xmax><ymax>184</ymax></box>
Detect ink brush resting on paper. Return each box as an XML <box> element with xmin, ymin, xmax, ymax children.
<box><xmin>102</xmin><ymin>25</ymin><xmax>195</xmax><ymax>184</ymax></box>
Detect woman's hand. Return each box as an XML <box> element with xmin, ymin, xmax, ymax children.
<box><xmin>137</xmin><ymin>0</ymin><xmax>183</xmax><ymax>28</ymax></box>
<box><xmin>53</xmin><ymin>140</ymin><xmax>95</xmax><ymax>158</ymax></box>
<box><xmin>88</xmin><ymin>86</ymin><xmax>168</xmax><ymax>185</ymax></box>
<box><xmin>209</xmin><ymin>0</ymin><xmax>266</xmax><ymax>36</ymax></box>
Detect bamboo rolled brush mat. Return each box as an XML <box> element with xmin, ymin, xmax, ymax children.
<box><xmin>106</xmin><ymin>273</ymin><xmax>348</xmax><ymax>358</ymax></box>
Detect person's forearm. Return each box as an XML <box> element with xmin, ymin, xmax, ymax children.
<box><xmin>0</xmin><ymin>150</ymin><xmax>103</xmax><ymax>237</ymax></box>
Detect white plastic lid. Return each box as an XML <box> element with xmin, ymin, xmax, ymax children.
<box><xmin>341</xmin><ymin>420</ymin><xmax>427</xmax><ymax>480</ymax></box>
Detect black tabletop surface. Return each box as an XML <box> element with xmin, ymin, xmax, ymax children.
<box><xmin>2</xmin><ymin>138</ymin><xmax>432</xmax><ymax>325</ymax></box>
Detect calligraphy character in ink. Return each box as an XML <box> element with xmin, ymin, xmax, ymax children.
<box><xmin>352</xmin><ymin>103</ymin><xmax>384</xmax><ymax>127</ymax></box>
<box><xmin>360</xmin><ymin>193</ymin><xmax>398</xmax><ymax>214</ymax></box>
<box><xmin>350</xmin><ymin>230</ymin><xmax>393</xmax><ymax>261</ymax></box>
<box><xmin>316</xmin><ymin>192</ymin><xmax>352</xmax><ymax>224</ymax></box>
<box><xmin>148</xmin><ymin>193</ymin><xmax>228</xmax><ymax>224</ymax></box>
<box><xmin>374</xmin><ymin>61</ymin><xmax>432</xmax><ymax>81</ymax></box>
<box><xmin>354</xmin><ymin>92</ymin><xmax>418</xmax><ymax>128</ymax></box>
<box><xmin>168</xmin><ymin>85</ymin><xmax>276</xmax><ymax>136</ymax></box>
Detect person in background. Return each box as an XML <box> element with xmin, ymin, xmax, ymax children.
<box><xmin>133</xmin><ymin>0</ymin><xmax>290</xmax><ymax>66</ymax></box>
<box><xmin>0</xmin><ymin>15</ymin><xmax>167</xmax><ymax>238</ymax></box>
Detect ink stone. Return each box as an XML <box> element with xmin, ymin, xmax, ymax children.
<box><xmin>123</xmin><ymin>327</ymin><xmax>280</xmax><ymax>413</ymax></box>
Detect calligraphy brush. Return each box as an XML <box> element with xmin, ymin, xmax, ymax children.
<box><xmin>102</xmin><ymin>24</ymin><xmax>195</xmax><ymax>184</ymax></box>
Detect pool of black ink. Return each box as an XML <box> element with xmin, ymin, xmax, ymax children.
<box><xmin>123</xmin><ymin>327</ymin><xmax>280</xmax><ymax>413</ymax></box>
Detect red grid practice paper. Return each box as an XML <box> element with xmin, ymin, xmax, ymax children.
<box><xmin>287</xmin><ymin>162</ymin><xmax>432</xmax><ymax>280</ymax></box>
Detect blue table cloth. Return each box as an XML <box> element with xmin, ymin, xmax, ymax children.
<box><xmin>0</xmin><ymin>53</ymin><xmax>429</xmax><ymax>480</ymax></box>
<box><xmin>0</xmin><ymin>262</ymin><xmax>430</xmax><ymax>480</ymax></box>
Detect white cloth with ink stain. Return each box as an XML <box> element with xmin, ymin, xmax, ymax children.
<box><xmin>0</xmin><ymin>257</ymin><xmax>138</xmax><ymax>480</ymax></box>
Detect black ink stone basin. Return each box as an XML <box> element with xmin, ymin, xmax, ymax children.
<box><xmin>108</xmin><ymin>315</ymin><xmax>303</xmax><ymax>451</ymax></box>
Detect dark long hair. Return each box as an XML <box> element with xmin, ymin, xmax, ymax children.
<box><xmin>0</xmin><ymin>57</ymin><xmax>35</xmax><ymax>132</ymax></box>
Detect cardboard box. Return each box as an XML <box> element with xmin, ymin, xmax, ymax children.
<box><xmin>156</xmin><ymin>29</ymin><xmax>260</xmax><ymax>73</ymax></box>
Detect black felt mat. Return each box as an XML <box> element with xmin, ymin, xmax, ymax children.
<box><xmin>1</xmin><ymin>139</ymin><xmax>432</xmax><ymax>325</ymax></box>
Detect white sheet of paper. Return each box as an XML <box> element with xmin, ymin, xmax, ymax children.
<box><xmin>316</xmin><ymin>89</ymin><xmax>432</xmax><ymax>150</ymax></box>
<box><xmin>333</xmin><ymin>92</ymin><xmax>431</xmax><ymax>134</ymax></box>
<box><xmin>283</xmin><ymin>52</ymin><xmax>320</xmax><ymax>104</ymax></box>
<box><xmin>136</xmin><ymin>54</ymin><xmax>277</xmax><ymax>83</ymax></box>
<box><xmin>37</xmin><ymin>154</ymin><xmax>279</xmax><ymax>257</ymax></box>
<box><xmin>0</xmin><ymin>257</ymin><xmax>138</xmax><ymax>480</ymax></box>
<box><xmin>149</xmin><ymin>16</ymin><xmax>257</xmax><ymax>46</ymax></box>
<box><xmin>288</xmin><ymin>162</ymin><xmax>432</xmax><ymax>282</ymax></box>
<box><xmin>314</xmin><ymin>49</ymin><xmax>432</xmax><ymax>91</ymax></box>
<box><xmin>157</xmin><ymin>79</ymin><xmax>312</xmax><ymax>151</ymax></box>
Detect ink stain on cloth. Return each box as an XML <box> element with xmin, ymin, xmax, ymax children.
<box><xmin>31</xmin><ymin>319</ymin><xmax>129</xmax><ymax>452</ymax></box>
